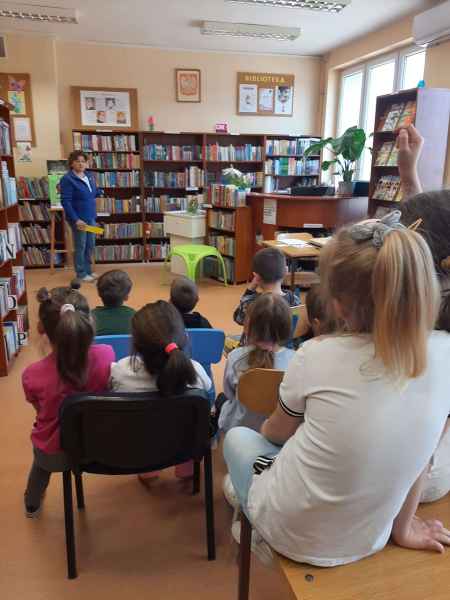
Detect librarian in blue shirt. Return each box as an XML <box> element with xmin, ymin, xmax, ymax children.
<box><xmin>60</xmin><ymin>151</ymin><xmax>103</xmax><ymax>283</ymax></box>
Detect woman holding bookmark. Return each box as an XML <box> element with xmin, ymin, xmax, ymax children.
<box><xmin>60</xmin><ymin>151</ymin><xmax>103</xmax><ymax>283</ymax></box>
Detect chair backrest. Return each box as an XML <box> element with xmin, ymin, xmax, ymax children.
<box><xmin>237</xmin><ymin>368</ymin><xmax>284</xmax><ymax>416</ymax></box>
<box><xmin>60</xmin><ymin>390</ymin><xmax>211</xmax><ymax>475</ymax></box>
<box><xmin>186</xmin><ymin>328</ymin><xmax>225</xmax><ymax>368</ymax></box>
<box><xmin>95</xmin><ymin>335</ymin><xmax>131</xmax><ymax>360</ymax></box>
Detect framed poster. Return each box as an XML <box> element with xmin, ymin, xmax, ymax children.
<box><xmin>175</xmin><ymin>69</ymin><xmax>201</xmax><ymax>103</ymax></box>
<box><xmin>71</xmin><ymin>86</ymin><xmax>138</xmax><ymax>131</ymax></box>
<box><xmin>237</xmin><ymin>72</ymin><xmax>295</xmax><ymax>117</ymax></box>
<box><xmin>0</xmin><ymin>72</ymin><xmax>36</xmax><ymax>145</ymax></box>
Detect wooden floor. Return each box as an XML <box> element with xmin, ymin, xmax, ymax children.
<box><xmin>0</xmin><ymin>264</ymin><xmax>293</xmax><ymax>600</ymax></box>
<box><xmin>2</xmin><ymin>263</ymin><xmax>449</xmax><ymax>600</ymax></box>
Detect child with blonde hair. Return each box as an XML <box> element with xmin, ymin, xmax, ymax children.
<box><xmin>224</xmin><ymin>211</ymin><xmax>450</xmax><ymax>566</ymax></box>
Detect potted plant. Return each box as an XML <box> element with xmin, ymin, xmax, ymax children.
<box><xmin>304</xmin><ymin>126</ymin><xmax>367</xmax><ymax>196</ymax></box>
<box><xmin>222</xmin><ymin>166</ymin><xmax>252</xmax><ymax>192</ymax></box>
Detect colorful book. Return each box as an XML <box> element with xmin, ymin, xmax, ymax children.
<box><xmin>381</xmin><ymin>103</ymin><xmax>405</xmax><ymax>132</ymax></box>
<box><xmin>375</xmin><ymin>142</ymin><xmax>395</xmax><ymax>166</ymax></box>
<box><xmin>396</xmin><ymin>100</ymin><xmax>417</xmax><ymax>129</ymax></box>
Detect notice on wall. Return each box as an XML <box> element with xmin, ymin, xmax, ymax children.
<box><xmin>237</xmin><ymin>72</ymin><xmax>295</xmax><ymax>117</ymax></box>
<box><xmin>80</xmin><ymin>90</ymin><xmax>131</xmax><ymax>127</ymax></box>
<box><xmin>263</xmin><ymin>198</ymin><xmax>277</xmax><ymax>225</ymax></box>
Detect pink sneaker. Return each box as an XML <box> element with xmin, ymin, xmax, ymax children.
<box><xmin>175</xmin><ymin>460</ymin><xmax>194</xmax><ymax>479</ymax></box>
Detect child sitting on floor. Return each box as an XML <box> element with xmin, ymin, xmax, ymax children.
<box><xmin>170</xmin><ymin>276</ymin><xmax>212</xmax><ymax>329</ymax></box>
<box><xmin>110</xmin><ymin>300</ymin><xmax>212</xmax><ymax>479</ymax></box>
<box><xmin>229</xmin><ymin>247</ymin><xmax>300</xmax><ymax>349</ymax></box>
<box><xmin>92</xmin><ymin>270</ymin><xmax>136</xmax><ymax>336</ymax></box>
<box><xmin>23</xmin><ymin>284</ymin><xmax>114</xmax><ymax>517</ymax></box>
<box><xmin>295</xmin><ymin>283</ymin><xmax>337</xmax><ymax>342</ymax></box>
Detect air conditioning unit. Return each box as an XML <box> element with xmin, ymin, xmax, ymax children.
<box><xmin>413</xmin><ymin>0</ymin><xmax>450</xmax><ymax>47</ymax></box>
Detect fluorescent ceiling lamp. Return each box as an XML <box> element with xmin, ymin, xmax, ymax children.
<box><xmin>0</xmin><ymin>3</ymin><xmax>78</xmax><ymax>23</ymax></box>
<box><xmin>201</xmin><ymin>21</ymin><xmax>301</xmax><ymax>40</ymax></box>
<box><xmin>226</xmin><ymin>0</ymin><xmax>351</xmax><ymax>12</ymax></box>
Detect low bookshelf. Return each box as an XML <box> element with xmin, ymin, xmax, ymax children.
<box><xmin>205</xmin><ymin>184</ymin><xmax>253</xmax><ymax>284</ymax></box>
<box><xmin>0</xmin><ymin>97</ymin><xmax>28</xmax><ymax>377</ymax></box>
<box><xmin>369</xmin><ymin>87</ymin><xmax>450</xmax><ymax>217</ymax></box>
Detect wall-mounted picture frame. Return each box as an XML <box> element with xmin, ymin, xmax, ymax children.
<box><xmin>71</xmin><ymin>86</ymin><xmax>138</xmax><ymax>131</ymax></box>
<box><xmin>175</xmin><ymin>69</ymin><xmax>201</xmax><ymax>103</ymax></box>
<box><xmin>0</xmin><ymin>72</ymin><xmax>36</xmax><ymax>145</ymax></box>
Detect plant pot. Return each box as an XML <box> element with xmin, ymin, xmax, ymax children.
<box><xmin>338</xmin><ymin>181</ymin><xmax>354</xmax><ymax>196</ymax></box>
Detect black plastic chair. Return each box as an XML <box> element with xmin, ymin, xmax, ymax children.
<box><xmin>59</xmin><ymin>389</ymin><xmax>215</xmax><ymax>579</ymax></box>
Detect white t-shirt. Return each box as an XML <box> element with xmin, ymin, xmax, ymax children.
<box><xmin>248</xmin><ymin>332</ymin><xmax>450</xmax><ymax>567</ymax></box>
<box><xmin>110</xmin><ymin>355</ymin><xmax>211</xmax><ymax>393</ymax></box>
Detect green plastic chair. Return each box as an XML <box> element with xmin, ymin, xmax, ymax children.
<box><xmin>164</xmin><ymin>244</ymin><xmax>228</xmax><ymax>286</ymax></box>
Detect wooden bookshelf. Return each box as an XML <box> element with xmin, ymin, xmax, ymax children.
<box><xmin>369</xmin><ymin>88</ymin><xmax>450</xmax><ymax>216</ymax></box>
<box><xmin>0</xmin><ymin>98</ymin><xmax>28</xmax><ymax>377</ymax></box>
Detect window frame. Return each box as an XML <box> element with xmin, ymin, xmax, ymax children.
<box><xmin>337</xmin><ymin>45</ymin><xmax>426</xmax><ymax>178</ymax></box>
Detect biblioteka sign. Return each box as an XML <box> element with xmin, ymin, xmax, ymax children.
<box><xmin>237</xmin><ymin>72</ymin><xmax>295</xmax><ymax>117</ymax></box>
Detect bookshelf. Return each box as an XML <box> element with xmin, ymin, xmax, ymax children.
<box><xmin>264</xmin><ymin>135</ymin><xmax>322</xmax><ymax>193</ymax></box>
<box><xmin>0</xmin><ymin>98</ymin><xmax>28</xmax><ymax>376</ymax></box>
<box><xmin>205</xmin><ymin>185</ymin><xmax>253</xmax><ymax>284</ymax></box>
<box><xmin>17</xmin><ymin>176</ymin><xmax>67</xmax><ymax>269</ymax></box>
<box><xmin>369</xmin><ymin>87</ymin><xmax>450</xmax><ymax>216</ymax></box>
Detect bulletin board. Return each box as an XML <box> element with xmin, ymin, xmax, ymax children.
<box><xmin>71</xmin><ymin>86</ymin><xmax>139</xmax><ymax>131</ymax></box>
<box><xmin>0</xmin><ymin>72</ymin><xmax>36</xmax><ymax>145</ymax></box>
<box><xmin>237</xmin><ymin>72</ymin><xmax>295</xmax><ymax>117</ymax></box>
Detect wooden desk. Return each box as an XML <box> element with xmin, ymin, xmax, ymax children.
<box><xmin>248</xmin><ymin>193</ymin><xmax>369</xmax><ymax>243</ymax></box>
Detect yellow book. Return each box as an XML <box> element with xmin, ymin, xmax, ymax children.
<box><xmin>84</xmin><ymin>224</ymin><xmax>104</xmax><ymax>235</ymax></box>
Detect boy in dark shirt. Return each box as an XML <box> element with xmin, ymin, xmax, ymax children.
<box><xmin>170</xmin><ymin>276</ymin><xmax>212</xmax><ymax>329</ymax></box>
<box><xmin>92</xmin><ymin>270</ymin><xmax>136</xmax><ymax>336</ymax></box>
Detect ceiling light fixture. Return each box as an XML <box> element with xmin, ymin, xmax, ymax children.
<box><xmin>0</xmin><ymin>3</ymin><xmax>78</xmax><ymax>24</ymax></box>
<box><xmin>200</xmin><ymin>21</ymin><xmax>301</xmax><ymax>40</ymax></box>
<box><xmin>225</xmin><ymin>0</ymin><xmax>351</xmax><ymax>12</ymax></box>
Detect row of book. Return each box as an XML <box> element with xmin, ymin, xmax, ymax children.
<box><xmin>144</xmin><ymin>194</ymin><xmax>203</xmax><ymax>213</ymax></box>
<box><xmin>148</xmin><ymin>242</ymin><xmax>170</xmax><ymax>260</ymax></box>
<box><xmin>375</xmin><ymin>141</ymin><xmax>399</xmax><ymax>167</ymax></box>
<box><xmin>19</xmin><ymin>201</ymin><xmax>51</xmax><ymax>222</ymax></box>
<box><xmin>1</xmin><ymin>161</ymin><xmax>17</xmax><ymax>208</ymax></box>
<box><xmin>95</xmin><ymin>244</ymin><xmax>144</xmax><ymax>262</ymax></box>
<box><xmin>0</xmin><ymin>225</ymin><xmax>22</xmax><ymax>262</ymax></box>
<box><xmin>0</xmin><ymin>119</ymin><xmax>11</xmax><ymax>156</ymax></box>
<box><xmin>265</xmin><ymin>138</ymin><xmax>320</xmax><ymax>157</ymax></box>
<box><xmin>3</xmin><ymin>321</ymin><xmax>19</xmax><ymax>363</ymax></box>
<box><xmin>144</xmin><ymin>167</ymin><xmax>204</xmax><ymax>189</ymax></box>
<box><xmin>73</xmin><ymin>133</ymin><xmax>138</xmax><ymax>152</ymax></box>
<box><xmin>90</xmin><ymin>170</ymin><xmax>140</xmax><ymax>188</ymax></box>
<box><xmin>372</xmin><ymin>176</ymin><xmax>403</xmax><ymax>202</ymax></box>
<box><xmin>206</xmin><ymin>170</ymin><xmax>263</xmax><ymax>188</ymax></box>
<box><xmin>378</xmin><ymin>100</ymin><xmax>416</xmax><ymax>132</ymax></box>
<box><xmin>101</xmin><ymin>223</ymin><xmax>143</xmax><ymax>240</ymax></box>
<box><xmin>17</xmin><ymin>305</ymin><xmax>29</xmax><ymax>346</ymax></box>
<box><xmin>208</xmin><ymin>234</ymin><xmax>235</xmax><ymax>257</ymax></box>
<box><xmin>204</xmin><ymin>255</ymin><xmax>234</xmax><ymax>284</ymax></box>
<box><xmin>143</xmin><ymin>144</ymin><xmax>202</xmax><ymax>161</ymax></box>
<box><xmin>208</xmin><ymin>210</ymin><xmax>236</xmax><ymax>232</ymax></box>
<box><xmin>17</xmin><ymin>176</ymin><xmax>49</xmax><ymax>199</ymax></box>
<box><xmin>0</xmin><ymin>267</ymin><xmax>25</xmax><ymax>318</ymax></box>
<box><xmin>87</xmin><ymin>153</ymin><xmax>140</xmax><ymax>170</ymax></box>
<box><xmin>145</xmin><ymin>222</ymin><xmax>165</xmax><ymax>238</ymax></box>
<box><xmin>204</xmin><ymin>144</ymin><xmax>262</xmax><ymax>162</ymax></box>
<box><xmin>264</xmin><ymin>157</ymin><xmax>320</xmax><ymax>176</ymax></box>
<box><xmin>208</xmin><ymin>184</ymin><xmax>247</xmax><ymax>208</ymax></box>
<box><xmin>97</xmin><ymin>196</ymin><xmax>141</xmax><ymax>214</ymax></box>
<box><xmin>264</xmin><ymin>176</ymin><xmax>319</xmax><ymax>193</ymax></box>
<box><xmin>21</xmin><ymin>224</ymin><xmax>50</xmax><ymax>245</ymax></box>
<box><xmin>23</xmin><ymin>247</ymin><xmax>63</xmax><ymax>267</ymax></box>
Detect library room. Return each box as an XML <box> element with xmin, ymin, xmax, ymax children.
<box><xmin>1</xmin><ymin>1</ymin><xmax>450</xmax><ymax>598</ymax></box>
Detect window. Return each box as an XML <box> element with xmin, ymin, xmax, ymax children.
<box><xmin>337</xmin><ymin>47</ymin><xmax>426</xmax><ymax>180</ymax></box>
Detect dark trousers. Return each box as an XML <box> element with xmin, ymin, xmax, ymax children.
<box><xmin>25</xmin><ymin>446</ymin><xmax>70</xmax><ymax>508</ymax></box>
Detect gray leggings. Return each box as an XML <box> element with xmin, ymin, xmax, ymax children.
<box><xmin>25</xmin><ymin>447</ymin><xmax>70</xmax><ymax>507</ymax></box>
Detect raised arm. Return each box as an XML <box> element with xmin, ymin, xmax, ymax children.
<box><xmin>392</xmin><ymin>467</ymin><xmax>450</xmax><ymax>553</ymax></box>
<box><xmin>397</xmin><ymin>125</ymin><xmax>424</xmax><ymax>200</ymax></box>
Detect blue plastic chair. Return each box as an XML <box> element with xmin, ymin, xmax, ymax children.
<box><xmin>186</xmin><ymin>329</ymin><xmax>225</xmax><ymax>402</ymax></box>
<box><xmin>95</xmin><ymin>335</ymin><xmax>131</xmax><ymax>360</ymax></box>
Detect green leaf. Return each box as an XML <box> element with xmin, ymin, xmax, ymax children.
<box><xmin>321</xmin><ymin>159</ymin><xmax>338</xmax><ymax>172</ymax></box>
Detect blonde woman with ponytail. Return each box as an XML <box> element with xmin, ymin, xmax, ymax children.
<box><xmin>224</xmin><ymin>211</ymin><xmax>450</xmax><ymax>567</ymax></box>
<box><xmin>23</xmin><ymin>284</ymin><xmax>114</xmax><ymax>518</ymax></box>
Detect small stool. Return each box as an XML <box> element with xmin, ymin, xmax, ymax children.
<box><xmin>164</xmin><ymin>244</ymin><xmax>228</xmax><ymax>286</ymax></box>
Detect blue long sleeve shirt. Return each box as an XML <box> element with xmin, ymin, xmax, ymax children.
<box><xmin>60</xmin><ymin>170</ymin><xmax>102</xmax><ymax>225</ymax></box>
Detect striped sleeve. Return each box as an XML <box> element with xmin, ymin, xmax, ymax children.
<box><xmin>278</xmin><ymin>348</ymin><xmax>307</xmax><ymax>418</ymax></box>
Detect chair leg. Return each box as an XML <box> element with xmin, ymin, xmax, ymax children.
<box><xmin>62</xmin><ymin>471</ymin><xmax>77</xmax><ymax>579</ymax></box>
<box><xmin>238</xmin><ymin>512</ymin><xmax>252</xmax><ymax>600</ymax></box>
<box><xmin>193</xmin><ymin>460</ymin><xmax>201</xmax><ymax>495</ymax></box>
<box><xmin>74</xmin><ymin>473</ymin><xmax>85</xmax><ymax>510</ymax></box>
<box><xmin>203</xmin><ymin>447</ymin><xmax>216</xmax><ymax>561</ymax></box>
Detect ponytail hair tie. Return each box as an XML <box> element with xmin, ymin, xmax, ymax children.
<box><xmin>60</xmin><ymin>303</ymin><xmax>75</xmax><ymax>315</ymax></box>
<box><xmin>164</xmin><ymin>342</ymin><xmax>178</xmax><ymax>354</ymax></box>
